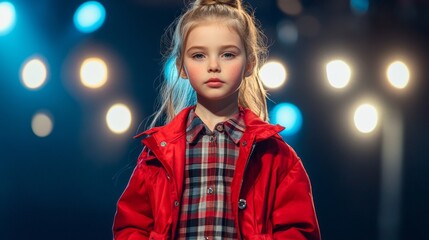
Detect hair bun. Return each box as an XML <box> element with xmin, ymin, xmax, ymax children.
<box><xmin>197</xmin><ymin>0</ymin><xmax>241</xmax><ymax>9</ymax></box>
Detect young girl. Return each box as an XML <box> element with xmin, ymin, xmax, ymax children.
<box><xmin>113</xmin><ymin>0</ymin><xmax>321</xmax><ymax>239</ymax></box>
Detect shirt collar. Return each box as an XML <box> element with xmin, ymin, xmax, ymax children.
<box><xmin>185</xmin><ymin>108</ymin><xmax>245</xmax><ymax>145</ymax></box>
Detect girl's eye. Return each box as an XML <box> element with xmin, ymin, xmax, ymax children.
<box><xmin>223</xmin><ymin>52</ymin><xmax>236</xmax><ymax>59</ymax></box>
<box><xmin>192</xmin><ymin>53</ymin><xmax>205</xmax><ymax>60</ymax></box>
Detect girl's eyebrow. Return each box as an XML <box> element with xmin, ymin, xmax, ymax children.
<box><xmin>186</xmin><ymin>45</ymin><xmax>241</xmax><ymax>53</ymax></box>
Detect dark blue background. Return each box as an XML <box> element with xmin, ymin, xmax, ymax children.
<box><xmin>1</xmin><ymin>0</ymin><xmax>428</xmax><ymax>239</ymax></box>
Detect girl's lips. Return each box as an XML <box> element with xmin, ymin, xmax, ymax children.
<box><xmin>206</xmin><ymin>78</ymin><xmax>223</xmax><ymax>83</ymax></box>
<box><xmin>206</xmin><ymin>78</ymin><xmax>224</xmax><ymax>87</ymax></box>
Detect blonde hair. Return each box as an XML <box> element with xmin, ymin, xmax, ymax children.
<box><xmin>149</xmin><ymin>0</ymin><xmax>268</xmax><ymax>128</ymax></box>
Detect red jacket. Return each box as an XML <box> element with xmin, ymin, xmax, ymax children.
<box><xmin>113</xmin><ymin>107</ymin><xmax>321</xmax><ymax>239</ymax></box>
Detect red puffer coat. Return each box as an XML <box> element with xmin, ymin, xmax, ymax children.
<box><xmin>113</xmin><ymin>106</ymin><xmax>321</xmax><ymax>239</ymax></box>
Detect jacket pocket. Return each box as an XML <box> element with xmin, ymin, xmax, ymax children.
<box><xmin>148</xmin><ymin>231</ymin><xmax>169</xmax><ymax>240</ymax></box>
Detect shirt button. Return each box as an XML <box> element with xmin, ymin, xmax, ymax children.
<box><xmin>205</xmin><ymin>237</ymin><xmax>209</xmax><ymax>240</ymax></box>
<box><xmin>207</xmin><ymin>187</ymin><xmax>214</xmax><ymax>194</ymax></box>
<box><xmin>174</xmin><ymin>200</ymin><xmax>179</xmax><ymax>207</ymax></box>
<box><xmin>241</xmin><ymin>140</ymin><xmax>247</xmax><ymax>147</ymax></box>
<box><xmin>209</xmin><ymin>136</ymin><xmax>215</xmax><ymax>142</ymax></box>
<box><xmin>160</xmin><ymin>141</ymin><xmax>167</xmax><ymax>147</ymax></box>
<box><xmin>215</xmin><ymin>124</ymin><xmax>224</xmax><ymax>132</ymax></box>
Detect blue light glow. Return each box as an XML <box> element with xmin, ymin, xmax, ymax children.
<box><xmin>350</xmin><ymin>0</ymin><xmax>369</xmax><ymax>15</ymax></box>
<box><xmin>164</xmin><ymin>57</ymin><xmax>180</xmax><ymax>82</ymax></box>
<box><xmin>0</xmin><ymin>2</ymin><xmax>16</xmax><ymax>36</ymax></box>
<box><xmin>270</xmin><ymin>102</ymin><xmax>303</xmax><ymax>136</ymax></box>
<box><xmin>73</xmin><ymin>1</ymin><xmax>106</xmax><ymax>33</ymax></box>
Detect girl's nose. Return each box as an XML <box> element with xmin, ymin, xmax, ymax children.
<box><xmin>208</xmin><ymin>57</ymin><xmax>220</xmax><ymax>73</ymax></box>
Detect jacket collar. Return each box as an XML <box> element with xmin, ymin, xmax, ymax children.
<box><xmin>241</xmin><ymin>107</ymin><xmax>285</xmax><ymax>142</ymax></box>
<box><xmin>134</xmin><ymin>106</ymin><xmax>285</xmax><ymax>143</ymax></box>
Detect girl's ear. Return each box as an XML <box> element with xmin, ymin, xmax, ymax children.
<box><xmin>179</xmin><ymin>68</ymin><xmax>188</xmax><ymax>79</ymax></box>
<box><xmin>244</xmin><ymin>60</ymin><xmax>255</xmax><ymax>77</ymax></box>
<box><xmin>176</xmin><ymin>60</ymin><xmax>188</xmax><ymax>79</ymax></box>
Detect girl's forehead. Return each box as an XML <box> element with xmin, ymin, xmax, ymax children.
<box><xmin>187</xmin><ymin>21</ymin><xmax>239</xmax><ymax>39</ymax></box>
<box><xmin>185</xmin><ymin>23</ymin><xmax>242</xmax><ymax>47</ymax></box>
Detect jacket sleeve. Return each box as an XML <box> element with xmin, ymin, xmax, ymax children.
<box><xmin>272</xmin><ymin>146</ymin><xmax>321</xmax><ymax>240</ymax></box>
<box><xmin>113</xmin><ymin>154</ymin><xmax>153</xmax><ymax>240</ymax></box>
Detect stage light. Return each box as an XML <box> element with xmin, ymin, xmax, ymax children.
<box><xmin>350</xmin><ymin>0</ymin><xmax>369</xmax><ymax>15</ymax></box>
<box><xmin>80</xmin><ymin>57</ymin><xmax>108</xmax><ymax>88</ymax></box>
<box><xmin>21</xmin><ymin>57</ymin><xmax>48</xmax><ymax>90</ymax></box>
<box><xmin>0</xmin><ymin>1</ymin><xmax>16</xmax><ymax>36</ymax></box>
<box><xmin>73</xmin><ymin>1</ymin><xmax>106</xmax><ymax>33</ymax></box>
<box><xmin>259</xmin><ymin>61</ymin><xmax>287</xmax><ymax>89</ymax></box>
<box><xmin>386</xmin><ymin>61</ymin><xmax>409</xmax><ymax>89</ymax></box>
<box><xmin>270</xmin><ymin>102</ymin><xmax>303</xmax><ymax>136</ymax></box>
<box><xmin>354</xmin><ymin>103</ymin><xmax>378</xmax><ymax>133</ymax></box>
<box><xmin>326</xmin><ymin>59</ymin><xmax>351</xmax><ymax>89</ymax></box>
<box><xmin>31</xmin><ymin>112</ymin><xmax>53</xmax><ymax>137</ymax></box>
<box><xmin>277</xmin><ymin>0</ymin><xmax>302</xmax><ymax>16</ymax></box>
<box><xmin>106</xmin><ymin>104</ymin><xmax>132</xmax><ymax>134</ymax></box>
<box><xmin>277</xmin><ymin>20</ymin><xmax>298</xmax><ymax>45</ymax></box>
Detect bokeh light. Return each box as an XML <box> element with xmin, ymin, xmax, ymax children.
<box><xmin>326</xmin><ymin>59</ymin><xmax>352</xmax><ymax>89</ymax></box>
<box><xmin>354</xmin><ymin>103</ymin><xmax>378</xmax><ymax>133</ymax></box>
<box><xmin>80</xmin><ymin>57</ymin><xmax>108</xmax><ymax>88</ymax></box>
<box><xmin>31</xmin><ymin>112</ymin><xmax>54</xmax><ymax>137</ymax></box>
<box><xmin>386</xmin><ymin>61</ymin><xmax>410</xmax><ymax>89</ymax></box>
<box><xmin>73</xmin><ymin>1</ymin><xmax>106</xmax><ymax>33</ymax></box>
<box><xmin>270</xmin><ymin>102</ymin><xmax>303</xmax><ymax>136</ymax></box>
<box><xmin>259</xmin><ymin>61</ymin><xmax>287</xmax><ymax>89</ymax></box>
<box><xmin>21</xmin><ymin>57</ymin><xmax>48</xmax><ymax>90</ymax></box>
<box><xmin>106</xmin><ymin>103</ymin><xmax>132</xmax><ymax>134</ymax></box>
<box><xmin>350</xmin><ymin>0</ymin><xmax>369</xmax><ymax>15</ymax></box>
<box><xmin>277</xmin><ymin>0</ymin><xmax>302</xmax><ymax>16</ymax></box>
<box><xmin>0</xmin><ymin>1</ymin><xmax>16</xmax><ymax>36</ymax></box>
<box><xmin>277</xmin><ymin>20</ymin><xmax>298</xmax><ymax>45</ymax></box>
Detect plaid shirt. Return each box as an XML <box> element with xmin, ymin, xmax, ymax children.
<box><xmin>175</xmin><ymin>108</ymin><xmax>245</xmax><ymax>240</ymax></box>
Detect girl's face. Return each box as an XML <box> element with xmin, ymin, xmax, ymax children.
<box><xmin>181</xmin><ymin>21</ymin><xmax>249</xmax><ymax>103</ymax></box>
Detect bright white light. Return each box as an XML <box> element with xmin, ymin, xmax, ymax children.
<box><xmin>259</xmin><ymin>61</ymin><xmax>287</xmax><ymax>89</ymax></box>
<box><xmin>326</xmin><ymin>60</ymin><xmax>351</xmax><ymax>89</ymax></box>
<box><xmin>354</xmin><ymin>104</ymin><xmax>378</xmax><ymax>133</ymax></box>
<box><xmin>73</xmin><ymin>1</ymin><xmax>106</xmax><ymax>33</ymax></box>
<box><xmin>31</xmin><ymin>112</ymin><xmax>53</xmax><ymax>137</ymax></box>
<box><xmin>0</xmin><ymin>2</ymin><xmax>16</xmax><ymax>36</ymax></box>
<box><xmin>21</xmin><ymin>58</ymin><xmax>48</xmax><ymax>90</ymax></box>
<box><xmin>386</xmin><ymin>61</ymin><xmax>409</xmax><ymax>89</ymax></box>
<box><xmin>80</xmin><ymin>57</ymin><xmax>108</xmax><ymax>88</ymax></box>
<box><xmin>106</xmin><ymin>104</ymin><xmax>132</xmax><ymax>134</ymax></box>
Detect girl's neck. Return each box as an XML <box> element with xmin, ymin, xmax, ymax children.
<box><xmin>194</xmin><ymin>97</ymin><xmax>239</xmax><ymax>131</ymax></box>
